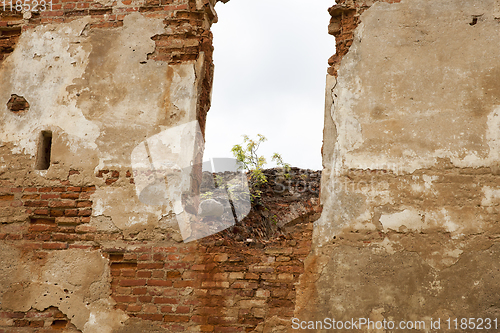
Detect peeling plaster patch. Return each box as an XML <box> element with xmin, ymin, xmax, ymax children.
<box><xmin>379</xmin><ymin>209</ymin><xmax>423</xmax><ymax>232</ymax></box>
<box><xmin>325</xmin><ymin>1</ymin><xmax>500</xmax><ymax>174</ymax></box>
<box><xmin>1</xmin><ymin>248</ymin><xmax>125</xmax><ymax>332</ymax></box>
<box><xmin>486</xmin><ymin>106</ymin><xmax>500</xmax><ymax>161</ymax></box>
<box><xmin>92</xmin><ymin>187</ymin><xmax>169</xmax><ymax>231</ymax></box>
<box><xmin>422</xmin><ymin>175</ymin><xmax>438</xmax><ymax>193</ymax></box>
<box><xmin>425</xmin><ymin>245</ymin><xmax>464</xmax><ymax>270</ymax></box>
<box><xmin>0</xmin><ymin>17</ymin><xmax>100</xmax><ymax>156</ymax></box>
<box><xmin>438</xmin><ymin>208</ymin><xmax>458</xmax><ymax>233</ymax></box>
<box><xmin>481</xmin><ymin>186</ymin><xmax>500</xmax><ymax>206</ymax></box>
<box><xmin>372</xmin><ymin>237</ymin><xmax>397</xmax><ymax>255</ymax></box>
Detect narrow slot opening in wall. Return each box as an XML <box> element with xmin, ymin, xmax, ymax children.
<box><xmin>36</xmin><ymin>131</ymin><xmax>52</xmax><ymax>170</ymax></box>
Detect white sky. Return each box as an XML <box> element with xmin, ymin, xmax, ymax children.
<box><xmin>204</xmin><ymin>0</ymin><xmax>335</xmax><ymax>171</ymax></box>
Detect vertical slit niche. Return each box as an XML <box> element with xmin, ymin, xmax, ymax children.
<box><xmin>36</xmin><ymin>131</ymin><xmax>52</xmax><ymax>170</ymax></box>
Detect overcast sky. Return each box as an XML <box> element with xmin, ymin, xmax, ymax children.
<box><xmin>204</xmin><ymin>0</ymin><xmax>335</xmax><ymax>171</ymax></box>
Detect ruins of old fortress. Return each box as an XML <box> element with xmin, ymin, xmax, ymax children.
<box><xmin>1</xmin><ymin>0</ymin><xmax>500</xmax><ymax>332</ymax></box>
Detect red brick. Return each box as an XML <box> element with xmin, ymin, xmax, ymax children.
<box><xmin>29</xmin><ymin>224</ymin><xmax>57</xmax><ymax>232</ymax></box>
<box><xmin>55</xmin><ymin>217</ymin><xmax>79</xmax><ymax>225</ymax></box>
<box><xmin>138</xmin><ymin>263</ymin><xmax>163</xmax><ymax>269</ymax></box>
<box><xmin>67</xmin><ymin>186</ymin><xmax>82</xmax><ymax>192</ymax></box>
<box><xmin>51</xmin><ymin>187</ymin><xmax>66</xmax><ymax>192</ymax></box>
<box><xmin>164</xmin><ymin>262</ymin><xmax>190</xmax><ymax>269</ymax></box>
<box><xmin>122</xmin><ymin>270</ymin><xmax>136</xmax><ymax>277</ymax></box>
<box><xmin>81</xmin><ymin>186</ymin><xmax>96</xmax><ymax>192</ymax></box>
<box><xmin>137</xmin><ymin>271</ymin><xmax>152</xmax><ymax>278</ymax></box>
<box><xmin>152</xmin><ymin>270</ymin><xmax>165</xmax><ymax>278</ymax></box>
<box><xmin>173</xmin><ymin>280</ymin><xmax>196</xmax><ymax>288</ymax></box>
<box><xmin>175</xmin><ymin>306</ymin><xmax>190</xmax><ymax>314</ymax></box>
<box><xmin>167</xmin><ymin>254</ymin><xmax>181</xmax><ymax>261</ymax></box>
<box><xmin>14</xmin><ymin>319</ymin><xmax>29</xmax><ymax>327</ymax></box>
<box><xmin>49</xmin><ymin>200</ymin><xmax>76</xmax><ymax>208</ymax></box>
<box><xmin>148</xmin><ymin>280</ymin><xmax>172</xmax><ymax>287</ymax></box>
<box><xmin>163</xmin><ymin>315</ymin><xmax>190</xmax><ymax>323</ymax></box>
<box><xmin>25</xmin><ymin>311</ymin><xmax>53</xmax><ymax>319</ymax></box>
<box><xmin>119</xmin><ymin>279</ymin><xmax>146</xmax><ymax>287</ymax></box>
<box><xmin>113</xmin><ymin>296</ymin><xmax>136</xmax><ymax>303</ymax></box>
<box><xmin>276</xmin><ymin>265</ymin><xmax>304</xmax><ymax>273</ymax></box>
<box><xmin>153</xmin><ymin>246</ymin><xmax>177</xmax><ymax>252</ymax></box>
<box><xmin>61</xmin><ymin>193</ymin><xmax>79</xmax><ymax>199</ymax></box>
<box><xmin>64</xmin><ymin>209</ymin><xmax>78</xmax><ymax>217</ymax></box>
<box><xmin>153</xmin><ymin>297</ymin><xmax>178</xmax><ymax>304</ymax></box>
<box><xmin>33</xmin><ymin>209</ymin><xmax>49</xmax><ymax>215</ymax></box>
<box><xmin>24</xmin><ymin>201</ymin><xmax>49</xmax><ymax>207</ymax></box>
<box><xmin>138</xmin><ymin>296</ymin><xmax>153</xmax><ymax>302</ymax></box>
<box><xmin>138</xmin><ymin>254</ymin><xmax>152</xmax><ymax>261</ymax></box>
<box><xmin>127</xmin><ymin>304</ymin><xmax>142</xmax><ymax>312</ymax></box>
<box><xmin>40</xmin><ymin>194</ymin><xmax>60</xmax><ymax>199</ymax></box>
<box><xmin>4</xmin><ymin>312</ymin><xmax>25</xmax><ymax>319</ymax></box>
<box><xmin>29</xmin><ymin>320</ymin><xmax>44</xmax><ymax>328</ymax></box>
<box><xmin>163</xmin><ymin>289</ymin><xmax>179</xmax><ymax>297</ymax></box>
<box><xmin>78</xmin><ymin>209</ymin><xmax>92</xmax><ymax>216</ymax></box>
<box><xmin>214</xmin><ymin>327</ymin><xmax>244</xmax><ymax>333</ymax></box>
<box><xmin>133</xmin><ymin>288</ymin><xmax>147</xmax><ymax>295</ymax></box>
<box><xmin>50</xmin><ymin>209</ymin><xmax>64</xmax><ymax>217</ymax></box>
<box><xmin>6</xmin><ymin>234</ymin><xmax>22</xmax><ymax>240</ymax></box>
<box><xmin>231</xmin><ymin>281</ymin><xmax>258</xmax><ymax>289</ymax></box>
<box><xmin>153</xmin><ymin>253</ymin><xmax>165</xmax><ymax>261</ymax></box>
<box><xmin>42</xmin><ymin>242</ymin><xmax>68</xmax><ymax>250</ymax></box>
<box><xmin>160</xmin><ymin>306</ymin><xmax>173</xmax><ymax>313</ymax></box>
<box><xmin>21</xmin><ymin>194</ymin><xmax>40</xmax><ymax>200</ymax></box>
<box><xmin>30</xmin><ymin>217</ymin><xmax>56</xmax><ymax>225</ymax></box>
<box><xmin>166</xmin><ymin>271</ymin><xmax>181</xmax><ymax>279</ymax></box>
<box><xmin>136</xmin><ymin>314</ymin><xmax>163</xmax><ymax>321</ymax></box>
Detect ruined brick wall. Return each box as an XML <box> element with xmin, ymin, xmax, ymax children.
<box><xmin>0</xmin><ymin>168</ymin><xmax>319</xmax><ymax>332</ymax></box>
<box><xmin>326</xmin><ymin>0</ymin><xmax>401</xmax><ymax>76</ymax></box>
<box><xmin>0</xmin><ymin>1</ymin><xmax>323</xmax><ymax>331</ymax></box>
<box><xmin>301</xmin><ymin>0</ymin><xmax>500</xmax><ymax>330</ymax></box>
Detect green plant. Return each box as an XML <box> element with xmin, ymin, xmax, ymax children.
<box><xmin>231</xmin><ymin>134</ymin><xmax>268</xmax><ymax>186</ymax></box>
<box><xmin>214</xmin><ymin>174</ymin><xmax>225</xmax><ymax>188</ymax></box>
<box><xmin>231</xmin><ymin>134</ymin><xmax>290</xmax><ymax>202</ymax></box>
<box><xmin>200</xmin><ymin>191</ymin><xmax>213</xmax><ymax>199</ymax></box>
<box><xmin>271</xmin><ymin>152</ymin><xmax>291</xmax><ymax>179</ymax></box>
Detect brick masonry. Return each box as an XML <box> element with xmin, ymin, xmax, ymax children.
<box><xmin>0</xmin><ymin>306</ymin><xmax>79</xmax><ymax>332</ymax></box>
<box><xmin>0</xmin><ymin>1</ymin><xmax>320</xmax><ymax>331</ymax></box>
<box><xmin>0</xmin><ymin>168</ymin><xmax>319</xmax><ymax>332</ymax></box>
<box><xmin>327</xmin><ymin>0</ymin><xmax>401</xmax><ymax>76</ymax></box>
<box><xmin>0</xmin><ymin>0</ymin><xmax>214</xmax><ymax>133</ymax></box>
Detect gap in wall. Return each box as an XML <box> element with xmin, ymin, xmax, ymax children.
<box><xmin>205</xmin><ymin>0</ymin><xmax>335</xmax><ymax>170</ymax></box>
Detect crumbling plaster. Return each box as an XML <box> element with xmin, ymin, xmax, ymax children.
<box><xmin>0</xmin><ymin>12</ymin><xmax>206</xmax><ymax>232</ymax></box>
<box><xmin>0</xmin><ymin>245</ymin><xmax>126</xmax><ymax>332</ymax></box>
<box><xmin>299</xmin><ymin>0</ymin><xmax>500</xmax><ymax>326</ymax></box>
<box><xmin>318</xmin><ymin>0</ymin><xmax>500</xmax><ymax>242</ymax></box>
<box><xmin>0</xmin><ymin>10</ymin><xmax>208</xmax><ymax>332</ymax></box>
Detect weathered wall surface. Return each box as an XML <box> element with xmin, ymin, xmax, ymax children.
<box><xmin>298</xmin><ymin>0</ymin><xmax>500</xmax><ymax>330</ymax></box>
<box><xmin>0</xmin><ymin>1</ymin><xmax>322</xmax><ymax>332</ymax></box>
